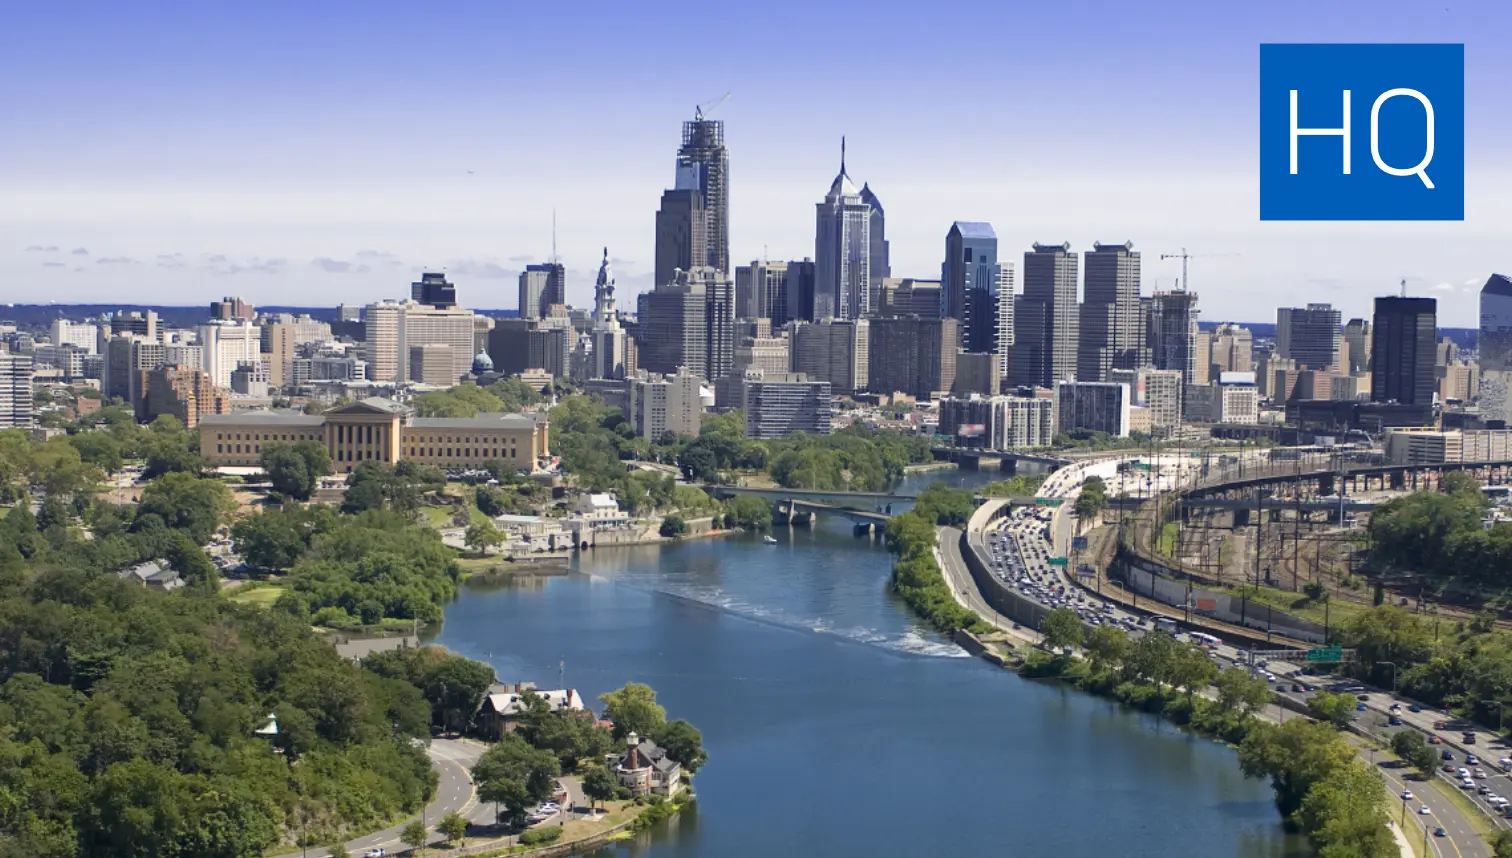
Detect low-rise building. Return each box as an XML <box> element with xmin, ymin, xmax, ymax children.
<box><xmin>571</xmin><ymin>493</ymin><xmax>629</xmax><ymax>530</ymax></box>
<box><xmin>611</xmin><ymin>732</ymin><xmax>683</xmax><ymax>797</ymax></box>
<box><xmin>474</xmin><ymin>683</ymin><xmax>586</xmax><ymax>739</ymax></box>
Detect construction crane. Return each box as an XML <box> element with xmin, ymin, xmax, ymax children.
<box><xmin>694</xmin><ymin>92</ymin><xmax>731</xmax><ymax>121</ymax></box>
<box><xmin>1158</xmin><ymin>248</ymin><xmax>1240</xmax><ymax>292</ymax></box>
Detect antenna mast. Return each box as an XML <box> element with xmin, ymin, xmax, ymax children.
<box><xmin>1400</xmin><ymin>277</ymin><xmax>1407</xmax><ymax>298</ymax></box>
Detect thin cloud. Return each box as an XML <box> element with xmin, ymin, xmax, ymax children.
<box><xmin>71</xmin><ymin>247</ymin><xmax>88</xmax><ymax>256</ymax></box>
<box><xmin>207</xmin><ymin>254</ymin><xmax>228</xmax><ymax>264</ymax></box>
<box><xmin>313</xmin><ymin>257</ymin><xmax>353</xmax><ymax>273</ymax></box>
<box><xmin>25</xmin><ymin>245</ymin><xmax>59</xmax><ymax>252</ymax></box>
<box><xmin>156</xmin><ymin>253</ymin><xmax>186</xmax><ymax>269</ymax></box>
<box><xmin>1430</xmin><ymin>282</ymin><xmax>1454</xmax><ymax>292</ymax></box>
<box><xmin>1466</xmin><ymin>278</ymin><xmax>1483</xmax><ymax>286</ymax></box>
<box><xmin>221</xmin><ymin>258</ymin><xmax>285</xmax><ymax>275</ymax></box>
<box><xmin>355</xmin><ymin>249</ymin><xmax>394</xmax><ymax>259</ymax></box>
<box><xmin>449</xmin><ymin>260</ymin><xmax>516</xmax><ymax>279</ymax></box>
<box><xmin>96</xmin><ymin>256</ymin><xmax>136</xmax><ymax>265</ymax></box>
<box><xmin>42</xmin><ymin>261</ymin><xmax>65</xmax><ymax>268</ymax></box>
<box><xmin>508</xmin><ymin>254</ymin><xmax>535</xmax><ymax>263</ymax></box>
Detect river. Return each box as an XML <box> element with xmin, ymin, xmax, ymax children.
<box><xmin>434</xmin><ymin>469</ymin><xmax>1308</xmax><ymax>858</ymax></box>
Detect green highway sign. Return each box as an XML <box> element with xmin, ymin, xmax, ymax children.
<box><xmin>1305</xmin><ymin>646</ymin><xmax>1343</xmax><ymax>663</ymax></box>
<box><xmin>1133</xmin><ymin>463</ymin><xmax>1152</xmax><ymax>471</ymax></box>
<box><xmin>1047</xmin><ymin>557</ymin><xmax>1068</xmax><ymax>567</ymax></box>
<box><xmin>1034</xmin><ymin>497</ymin><xmax>1065</xmax><ymax>507</ymax></box>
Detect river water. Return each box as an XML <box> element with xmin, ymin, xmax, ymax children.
<box><xmin>434</xmin><ymin>469</ymin><xmax>1308</xmax><ymax>858</ymax></box>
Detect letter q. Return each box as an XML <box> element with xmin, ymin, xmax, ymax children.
<box><xmin>1370</xmin><ymin>88</ymin><xmax>1435</xmax><ymax>189</ymax></box>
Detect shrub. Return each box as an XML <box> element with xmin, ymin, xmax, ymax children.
<box><xmin>520</xmin><ymin>825</ymin><xmax>563</xmax><ymax>846</ymax></box>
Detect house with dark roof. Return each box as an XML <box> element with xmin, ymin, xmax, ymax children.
<box><xmin>118</xmin><ymin>560</ymin><xmax>183</xmax><ymax>591</ymax></box>
<box><xmin>611</xmin><ymin>732</ymin><xmax>683</xmax><ymax>797</ymax></box>
<box><xmin>474</xmin><ymin>682</ymin><xmax>585</xmax><ymax>739</ymax></box>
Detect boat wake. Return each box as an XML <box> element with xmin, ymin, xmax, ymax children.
<box><xmin>593</xmin><ymin>574</ymin><xmax>968</xmax><ymax>658</ymax></box>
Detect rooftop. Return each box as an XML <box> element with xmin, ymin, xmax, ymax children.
<box><xmin>200</xmin><ymin>409</ymin><xmax>323</xmax><ymax>427</ymax></box>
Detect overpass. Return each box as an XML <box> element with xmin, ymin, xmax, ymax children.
<box><xmin>931</xmin><ymin>447</ymin><xmax>1072</xmax><ymax>472</ymax></box>
<box><xmin>705</xmin><ymin>485</ymin><xmax>915</xmax><ymax>509</ymax></box>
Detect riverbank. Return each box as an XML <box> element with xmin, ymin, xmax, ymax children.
<box><xmin>904</xmin><ymin>462</ymin><xmax>958</xmax><ymax>474</ymax></box>
<box><xmin>416</xmin><ymin>793</ymin><xmax>695</xmax><ymax>858</ymax></box>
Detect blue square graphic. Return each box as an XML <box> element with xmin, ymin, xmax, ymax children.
<box><xmin>1259</xmin><ymin>43</ymin><xmax>1464</xmax><ymax>221</ymax></box>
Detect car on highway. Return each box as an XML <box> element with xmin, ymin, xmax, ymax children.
<box><xmin>1435</xmin><ymin>827</ymin><xmax>1447</xmax><ymax>837</ymax></box>
<box><xmin>1467</xmin><ymin>754</ymin><xmax>1480</xmax><ymax>765</ymax></box>
<box><xmin>1356</xmin><ymin>703</ymin><xmax>1368</xmax><ymax>711</ymax></box>
<box><xmin>1428</xmin><ymin>735</ymin><xmax>1441</xmax><ymax>745</ymax></box>
<box><xmin>364</xmin><ymin>850</ymin><xmax>386</xmax><ymax>858</ymax></box>
<box><xmin>1388</xmin><ymin>716</ymin><xmax>1402</xmax><ymax>726</ymax></box>
<box><xmin>1400</xmin><ymin>790</ymin><xmax>1413</xmax><ymax>801</ymax></box>
<box><xmin>1409</xmin><ymin>703</ymin><xmax>1422</xmax><ymax>712</ymax></box>
<box><xmin>1442</xmin><ymin>750</ymin><xmax>1455</xmax><ymax>761</ymax></box>
<box><xmin>1418</xmin><ymin>806</ymin><xmax>1430</xmax><ymax>815</ymax></box>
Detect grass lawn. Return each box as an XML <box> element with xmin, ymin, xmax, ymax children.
<box><xmin>227</xmin><ymin>585</ymin><xmax>284</xmax><ymax>606</ymax></box>
<box><xmin>1216</xmin><ymin>581</ymin><xmax>1370</xmax><ymax>628</ymax></box>
<box><xmin>422</xmin><ymin>503</ymin><xmax>493</xmax><ymax>530</ymax></box>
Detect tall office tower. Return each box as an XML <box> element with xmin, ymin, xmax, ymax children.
<box><xmin>814</xmin><ymin>141</ymin><xmax>874</xmax><ymax>320</ymax></box>
<box><xmin>996</xmin><ymin>265</ymin><xmax>1016</xmax><ymax>381</ymax></box>
<box><xmin>1208</xmin><ymin>322</ymin><xmax>1254</xmax><ymax>377</ymax></box>
<box><xmin>942</xmin><ymin>222</ymin><xmax>1003</xmax><ymax>353</ymax></box>
<box><xmin>399</xmin><ymin>303</ymin><xmax>477</xmax><ymax>384</ymax></box>
<box><xmin>0</xmin><ymin>354</ymin><xmax>33</xmax><ymax>427</ymax></box>
<box><xmin>878</xmin><ymin>278</ymin><xmax>943</xmax><ymax>318</ymax></box>
<box><xmin>634</xmin><ymin>267</ymin><xmax>732</xmax><ymax>380</ymax></box>
<box><xmin>655</xmin><ymin>188</ymin><xmax>707</xmax><ymax>287</ymax></box>
<box><xmin>198</xmin><ymin>321</ymin><xmax>262</xmax><ymax>389</ymax></box>
<box><xmin>411</xmin><ymin>272</ymin><xmax>457</xmax><ymax>309</ymax></box>
<box><xmin>103</xmin><ymin>336</ymin><xmax>165</xmax><ymax>413</ymax></box>
<box><xmin>1480</xmin><ymin>274</ymin><xmax>1512</xmax><ymax>427</ymax></box>
<box><xmin>518</xmin><ymin>263</ymin><xmax>566</xmax><ymax>320</ymax></box>
<box><xmin>1056</xmin><ymin>381</ymin><xmax>1133</xmax><ymax>437</ymax></box>
<box><xmin>735</xmin><ymin>260</ymin><xmax>793</xmax><ymax>325</ymax></box>
<box><xmin>867</xmin><ymin>317</ymin><xmax>957</xmax><ymax>399</ymax></box>
<box><xmin>261</xmin><ymin>321</ymin><xmax>306</xmax><ymax>390</ymax></box>
<box><xmin>107</xmin><ymin>310</ymin><xmax>159</xmax><ymax>344</ymax></box>
<box><xmin>1276</xmin><ymin>303</ymin><xmax>1342</xmax><ymax>370</ymax></box>
<box><xmin>1191</xmin><ymin>330</ymin><xmax>1212</xmax><ymax>385</ymax></box>
<box><xmin>860</xmin><ymin>184</ymin><xmax>889</xmax><ymax>310</ymax></box>
<box><xmin>407</xmin><ymin>344</ymin><xmax>456</xmax><ymax>386</ymax></box>
<box><xmin>208</xmin><ymin>297</ymin><xmax>255</xmax><ymax>322</ymax></box>
<box><xmin>676</xmin><ymin>112</ymin><xmax>729</xmax><ymax>276</ymax></box>
<box><xmin>49</xmin><ymin>319</ymin><xmax>98</xmax><ymax>353</ymax></box>
<box><xmin>1148</xmin><ymin>291</ymin><xmax>1201</xmax><ymax>383</ymax></box>
<box><xmin>791</xmin><ymin>319</ymin><xmax>869</xmax><ymax>395</ymax></box>
<box><xmin>1371</xmin><ymin>295</ymin><xmax>1438</xmax><ymax>407</ymax></box>
<box><xmin>590</xmin><ymin>248</ymin><xmax>628</xmax><ymax>381</ymax></box>
<box><xmin>784</xmin><ymin>258</ymin><xmax>818</xmax><ymax>323</ymax></box>
<box><xmin>363</xmin><ymin>301</ymin><xmax>404</xmax><ymax>382</ymax></box>
<box><xmin>1077</xmin><ymin>241</ymin><xmax>1146</xmax><ymax>382</ymax></box>
<box><xmin>1343</xmin><ymin>318</ymin><xmax>1373</xmax><ymax>374</ymax></box>
<box><xmin>1009</xmin><ymin>242</ymin><xmax>1078</xmax><ymax>388</ymax></box>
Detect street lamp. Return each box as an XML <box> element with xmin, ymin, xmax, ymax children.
<box><xmin>1480</xmin><ymin>699</ymin><xmax>1505</xmax><ymax>734</ymax></box>
<box><xmin>1378</xmin><ymin>661</ymin><xmax>1399</xmax><ymax>694</ymax></box>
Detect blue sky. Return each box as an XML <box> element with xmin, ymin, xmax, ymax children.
<box><xmin>2</xmin><ymin>0</ymin><xmax>1508</xmax><ymax>326</ymax></box>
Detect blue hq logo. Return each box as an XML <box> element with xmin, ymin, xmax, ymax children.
<box><xmin>1259</xmin><ymin>43</ymin><xmax>1463</xmax><ymax>221</ymax></box>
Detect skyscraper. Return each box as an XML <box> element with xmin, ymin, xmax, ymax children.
<box><xmin>814</xmin><ymin>140</ymin><xmax>874</xmax><ymax>320</ymax></box>
<box><xmin>860</xmin><ymin>183</ymin><xmax>889</xmax><ymax>310</ymax></box>
<box><xmin>654</xmin><ymin>188</ymin><xmax>707</xmax><ymax>287</ymax></box>
<box><xmin>633</xmin><ymin>267</ymin><xmax>733</xmax><ymax>380</ymax></box>
<box><xmin>1371</xmin><ymin>295</ymin><xmax>1437</xmax><ymax>407</ymax></box>
<box><xmin>734</xmin><ymin>260</ymin><xmax>792</xmax><ymax>325</ymax></box>
<box><xmin>791</xmin><ymin>319</ymin><xmax>869</xmax><ymax>395</ymax></box>
<box><xmin>411</xmin><ymin>272</ymin><xmax>457</xmax><ymax>309</ymax></box>
<box><xmin>942</xmin><ymin>222</ymin><xmax>1003</xmax><ymax>353</ymax></box>
<box><xmin>1208</xmin><ymin>322</ymin><xmax>1254</xmax><ymax>377</ymax></box>
<box><xmin>1077</xmin><ymin>241</ymin><xmax>1146</xmax><ymax>382</ymax></box>
<box><xmin>868</xmin><ymin>317</ymin><xmax>957</xmax><ymax>398</ymax></box>
<box><xmin>1276</xmin><ymin>303</ymin><xmax>1342</xmax><ymax>370</ymax></box>
<box><xmin>1343</xmin><ymin>318</ymin><xmax>1373</xmax><ymax>374</ymax></box>
<box><xmin>1148</xmin><ymin>291</ymin><xmax>1201</xmax><ymax>383</ymax></box>
<box><xmin>1480</xmin><ymin>274</ymin><xmax>1512</xmax><ymax>428</ymax></box>
<box><xmin>676</xmin><ymin>112</ymin><xmax>729</xmax><ymax>276</ymax></box>
<box><xmin>0</xmin><ymin>354</ymin><xmax>33</xmax><ymax>428</ymax></box>
<box><xmin>518</xmin><ymin>264</ymin><xmax>566</xmax><ymax>320</ymax></box>
<box><xmin>1009</xmin><ymin>242</ymin><xmax>1078</xmax><ymax>388</ymax></box>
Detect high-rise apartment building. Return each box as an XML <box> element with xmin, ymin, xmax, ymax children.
<box><xmin>1207</xmin><ymin>322</ymin><xmax>1254</xmax><ymax>378</ymax></box>
<box><xmin>1077</xmin><ymin>241</ymin><xmax>1146</xmax><ymax>382</ymax></box>
<box><xmin>49</xmin><ymin>320</ymin><xmax>98</xmax><ymax>353</ymax></box>
<box><xmin>518</xmin><ymin>263</ymin><xmax>566</xmax><ymax>321</ymax></box>
<box><xmin>1480</xmin><ymin>274</ymin><xmax>1512</xmax><ymax>427</ymax></box>
<box><xmin>791</xmin><ymin>319</ymin><xmax>869</xmax><ymax>396</ymax></box>
<box><xmin>1371</xmin><ymin>296</ymin><xmax>1437</xmax><ymax>407</ymax></box>
<box><xmin>143</xmin><ymin>365</ymin><xmax>220</xmax><ymax>428</ymax></box>
<box><xmin>198</xmin><ymin>321</ymin><xmax>262</xmax><ymax>389</ymax></box>
<box><xmin>740</xmin><ymin>372</ymin><xmax>832</xmax><ymax>439</ymax></box>
<box><xmin>0</xmin><ymin>354</ymin><xmax>33</xmax><ymax>428</ymax></box>
<box><xmin>411</xmin><ymin>273</ymin><xmax>457</xmax><ymax>309</ymax></box>
<box><xmin>1109</xmin><ymin>367</ymin><xmax>1184</xmax><ymax>433</ymax></box>
<box><xmin>1009</xmin><ymin>242</ymin><xmax>1078</xmax><ymax>388</ymax></box>
<box><xmin>814</xmin><ymin>143</ymin><xmax>874</xmax><ymax>320</ymax></box>
<box><xmin>942</xmin><ymin>222</ymin><xmax>1003</xmax><ymax>353</ymax></box>
<box><xmin>627</xmin><ymin>367</ymin><xmax>704</xmax><ymax>440</ymax></box>
<box><xmin>867</xmin><ymin>317</ymin><xmax>957</xmax><ymax>399</ymax></box>
<box><xmin>1276</xmin><ymin>303</ymin><xmax>1342</xmax><ymax>370</ymax></box>
<box><xmin>1148</xmin><ymin>291</ymin><xmax>1201</xmax><ymax>383</ymax></box>
<box><xmin>362</xmin><ymin>301</ymin><xmax>403</xmax><ymax>383</ymax></box>
<box><xmin>676</xmin><ymin>113</ymin><xmax>729</xmax><ymax>276</ymax></box>
<box><xmin>939</xmin><ymin>395</ymin><xmax>1056</xmax><ymax>451</ymax></box>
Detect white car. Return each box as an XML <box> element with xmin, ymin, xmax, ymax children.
<box><xmin>364</xmin><ymin>850</ymin><xmax>386</xmax><ymax>858</ymax></box>
<box><xmin>1400</xmin><ymin>790</ymin><xmax>1414</xmax><ymax>801</ymax></box>
<box><xmin>1419</xmin><ymin>806</ymin><xmax>1431</xmax><ymax>815</ymax></box>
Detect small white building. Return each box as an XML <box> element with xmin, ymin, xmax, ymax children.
<box><xmin>572</xmin><ymin>493</ymin><xmax>629</xmax><ymax>530</ymax></box>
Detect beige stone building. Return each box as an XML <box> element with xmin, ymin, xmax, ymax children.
<box><xmin>198</xmin><ymin>397</ymin><xmax>550</xmax><ymax>473</ymax></box>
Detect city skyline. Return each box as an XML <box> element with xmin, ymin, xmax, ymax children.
<box><xmin>4</xmin><ymin>1</ymin><xmax>1511</xmax><ymax>326</ymax></box>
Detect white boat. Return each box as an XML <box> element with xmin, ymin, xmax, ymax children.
<box><xmin>763</xmin><ymin>535</ymin><xmax>778</xmax><ymax>544</ymax></box>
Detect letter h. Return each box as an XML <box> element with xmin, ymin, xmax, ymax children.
<box><xmin>1289</xmin><ymin>90</ymin><xmax>1350</xmax><ymax>175</ymax></box>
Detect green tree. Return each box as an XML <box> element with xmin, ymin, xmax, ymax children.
<box><xmin>141</xmin><ymin>432</ymin><xmax>203</xmax><ymax>480</ymax></box>
<box><xmin>464</xmin><ymin>519</ymin><xmax>502</xmax><ymax>556</ymax></box>
<box><xmin>516</xmin><ymin>695</ymin><xmax>612</xmax><ymax>771</ymax></box>
<box><xmin>912</xmin><ymin>485</ymin><xmax>975</xmax><ymax>527</ymax></box>
<box><xmin>1214</xmin><ymin>668</ymin><xmax>1274</xmax><ymax>719</ymax></box>
<box><xmin>600</xmin><ymin>683</ymin><xmax>666</xmax><ymax>740</ymax></box>
<box><xmin>1307</xmin><ymin>691</ymin><xmax>1357</xmax><ymax>730</ymax></box>
<box><xmin>1170</xmin><ymin>645</ymin><xmax>1219</xmax><ymax>706</ymax></box>
<box><xmin>471</xmin><ymin>733</ymin><xmax>561</xmax><ymax>826</ymax></box>
<box><xmin>231</xmin><ymin>507</ymin><xmax>310</xmax><ymax>570</ymax></box>
<box><xmin>437</xmin><ymin>811</ymin><xmax>468</xmax><ymax>846</ymax></box>
<box><xmin>1041</xmin><ymin>607</ymin><xmax>1083</xmax><ymax>652</ymax></box>
<box><xmin>1074</xmin><ymin>476</ymin><xmax>1108</xmax><ymax>520</ymax></box>
<box><xmin>261</xmin><ymin>441</ymin><xmax>331</xmax><ymax>501</ymax></box>
<box><xmin>401</xmin><ymin>819</ymin><xmax>429</xmax><ymax>855</ymax></box>
<box><xmin>723</xmin><ymin>494</ymin><xmax>774</xmax><ymax>531</ymax></box>
<box><xmin>1084</xmin><ymin>625</ymin><xmax>1130</xmax><ymax>674</ymax></box>
<box><xmin>1238</xmin><ymin>718</ymin><xmax>1355</xmax><ymax>817</ymax></box>
<box><xmin>659</xmin><ymin>515</ymin><xmax>687</xmax><ymax>538</ymax></box>
<box><xmin>327</xmin><ymin>842</ymin><xmax>350</xmax><ymax>858</ymax></box>
<box><xmin>654</xmin><ymin>719</ymin><xmax>707</xmax><ymax>773</ymax></box>
<box><xmin>582</xmin><ymin>764</ymin><xmax>618</xmax><ymax>811</ymax></box>
<box><xmin>1296</xmin><ymin>759</ymin><xmax>1394</xmax><ymax>857</ymax></box>
<box><xmin>1390</xmin><ymin>729</ymin><xmax>1438</xmax><ymax>777</ymax></box>
<box><xmin>135</xmin><ymin>472</ymin><xmax>235</xmax><ymax>543</ymax></box>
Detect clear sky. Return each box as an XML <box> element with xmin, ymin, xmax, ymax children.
<box><xmin>2</xmin><ymin>0</ymin><xmax>1508</xmax><ymax>326</ymax></box>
